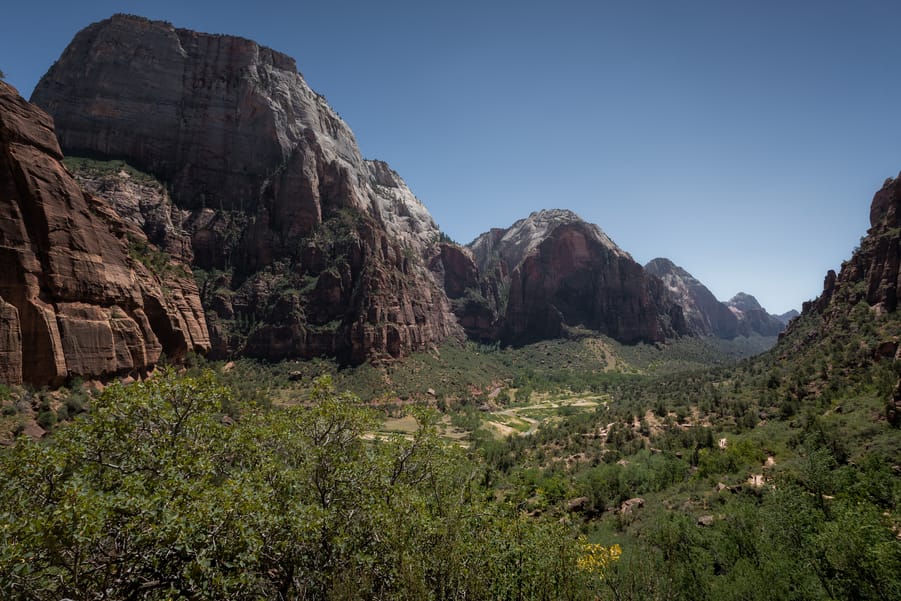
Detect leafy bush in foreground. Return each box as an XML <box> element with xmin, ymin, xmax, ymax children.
<box><xmin>0</xmin><ymin>370</ymin><xmax>601</xmax><ymax>600</ymax></box>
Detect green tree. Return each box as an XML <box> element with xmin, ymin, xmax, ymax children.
<box><xmin>0</xmin><ymin>370</ymin><xmax>589</xmax><ymax>600</ymax></box>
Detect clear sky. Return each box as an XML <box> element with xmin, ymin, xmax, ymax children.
<box><xmin>3</xmin><ymin>0</ymin><xmax>901</xmax><ymax>314</ymax></box>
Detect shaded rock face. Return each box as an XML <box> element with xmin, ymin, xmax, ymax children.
<box><xmin>429</xmin><ymin>242</ymin><xmax>502</xmax><ymax>341</ymax></box>
<box><xmin>726</xmin><ymin>293</ymin><xmax>785</xmax><ymax>337</ymax></box>
<box><xmin>645</xmin><ymin>258</ymin><xmax>787</xmax><ymax>339</ymax></box>
<box><xmin>645</xmin><ymin>258</ymin><xmax>739</xmax><ymax>338</ymax></box>
<box><xmin>454</xmin><ymin>210</ymin><xmax>688</xmax><ymax>345</ymax></box>
<box><xmin>0</xmin><ymin>81</ymin><xmax>209</xmax><ymax>386</ymax></box>
<box><xmin>33</xmin><ymin>14</ymin><xmax>458</xmax><ymax>363</ymax></box>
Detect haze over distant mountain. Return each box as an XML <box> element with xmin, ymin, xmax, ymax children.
<box><xmin>644</xmin><ymin>258</ymin><xmax>739</xmax><ymax>338</ymax></box>
<box><xmin>726</xmin><ymin>292</ymin><xmax>786</xmax><ymax>337</ymax></box>
<box><xmin>776</xmin><ymin>309</ymin><xmax>800</xmax><ymax>325</ymax></box>
<box><xmin>645</xmin><ymin>258</ymin><xmax>789</xmax><ymax>339</ymax></box>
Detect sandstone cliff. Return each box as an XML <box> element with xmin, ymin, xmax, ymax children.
<box><xmin>0</xmin><ymin>80</ymin><xmax>209</xmax><ymax>386</ymax></box>
<box><xmin>32</xmin><ymin>14</ymin><xmax>458</xmax><ymax>363</ymax></box>
<box><xmin>453</xmin><ymin>210</ymin><xmax>688</xmax><ymax>345</ymax></box>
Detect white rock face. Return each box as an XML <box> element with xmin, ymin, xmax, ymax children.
<box><xmin>366</xmin><ymin>160</ymin><xmax>441</xmax><ymax>259</ymax></box>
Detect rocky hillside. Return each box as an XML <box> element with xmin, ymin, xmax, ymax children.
<box><xmin>32</xmin><ymin>14</ymin><xmax>458</xmax><ymax>364</ymax></box>
<box><xmin>0</xmin><ymin>81</ymin><xmax>209</xmax><ymax>386</ymax></box>
<box><xmin>431</xmin><ymin>210</ymin><xmax>689</xmax><ymax>345</ymax></box>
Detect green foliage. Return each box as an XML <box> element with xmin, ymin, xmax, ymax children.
<box><xmin>126</xmin><ymin>234</ymin><xmax>190</xmax><ymax>279</ymax></box>
<box><xmin>63</xmin><ymin>155</ymin><xmax>162</xmax><ymax>186</ymax></box>
<box><xmin>0</xmin><ymin>370</ymin><xmax>593</xmax><ymax>600</ymax></box>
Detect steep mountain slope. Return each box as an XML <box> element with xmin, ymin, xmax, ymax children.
<box><xmin>726</xmin><ymin>292</ymin><xmax>786</xmax><ymax>336</ymax></box>
<box><xmin>645</xmin><ymin>258</ymin><xmax>789</xmax><ymax>339</ymax></box>
<box><xmin>0</xmin><ymin>81</ymin><xmax>209</xmax><ymax>386</ymax></box>
<box><xmin>31</xmin><ymin>14</ymin><xmax>458</xmax><ymax>363</ymax></box>
<box><xmin>783</xmin><ymin>172</ymin><xmax>901</xmax><ymax>351</ymax></box>
<box><xmin>442</xmin><ymin>210</ymin><xmax>689</xmax><ymax>345</ymax></box>
<box><xmin>644</xmin><ymin>258</ymin><xmax>739</xmax><ymax>338</ymax></box>
<box><xmin>801</xmin><ymin>173</ymin><xmax>901</xmax><ymax>318</ymax></box>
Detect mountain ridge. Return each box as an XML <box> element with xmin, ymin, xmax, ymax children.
<box><xmin>645</xmin><ymin>257</ymin><xmax>788</xmax><ymax>339</ymax></box>
<box><xmin>10</xmin><ymin>13</ymin><xmax>789</xmax><ymax>378</ymax></box>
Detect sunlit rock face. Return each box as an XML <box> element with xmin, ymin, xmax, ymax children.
<box><xmin>0</xmin><ymin>80</ymin><xmax>209</xmax><ymax>386</ymax></box>
<box><xmin>645</xmin><ymin>258</ymin><xmax>739</xmax><ymax>338</ymax></box>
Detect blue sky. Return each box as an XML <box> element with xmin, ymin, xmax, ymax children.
<box><xmin>3</xmin><ymin>1</ymin><xmax>901</xmax><ymax>314</ymax></box>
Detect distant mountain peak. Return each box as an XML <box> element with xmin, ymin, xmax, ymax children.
<box><xmin>728</xmin><ymin>292</ymin><xmax>763</xmax><ymax>312</ymax></box>
<box><xmin>726</xmin><ymin>293</ymin><xmax>784</xmax><ymax>336</ymax></box>
<box><xmin>645</xmin><ymin>258</ymin><xmax>738</xmax><ymax>338</ymax></box>
<box><xmin>646</xmin><ymin>260</ymin><xmax>787</xmax><ymax>340</ymax></box>
<box><xmin>469</xmin><ymin>208</ymin><xmax>627</xmax><ymax>273</ymax></box>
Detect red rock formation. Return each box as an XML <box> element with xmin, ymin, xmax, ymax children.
<box><xmin>468</xmin><ymin>210</ymin><xmax>687</xmax><ymax>345</ymax></box>
<box><xmin>33</xmin><ymin>15</ymin><xmax>458</xmax><ymax>364</ymax></box>
<box><xmin>0</xmin><ymin>80</ymin><xmax>209</xmax><ymax>386</ymax></box>
<box><xmin>0</xmin><ymin>297</ymin><xmax>21</xmax><ymax>383</ymax></box>
<box><xmin>502</xmin><ymin>222</ymin><xmax>685</xmax><ymax>344</ymax></box>
<box><xmin>429</xmin><ymin>242</ymin><xmax>500</xmax><ymax>341</ymax></box>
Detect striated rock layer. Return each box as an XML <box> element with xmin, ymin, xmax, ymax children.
<box><xmin>0</xmin><ymin>80</ymin><xmax>209</xmax><ymax>386</ymax></box>
<box><xmin>33</xmin><ymin>14</ymin><xmax>458</xmax><ymax>363</ymax></box>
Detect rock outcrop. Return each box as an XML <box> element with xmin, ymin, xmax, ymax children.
<box><xmin>645</xmin><ymin>258</ymin><xmax>739</xmax><ymax>338</ymax></box>
<box><xmin>32</xmin><ymin>14</ymin><xmax>458</xmax><ymax>363</ymax></box>
<box><xmin>456</xmin><ymin>210</ymin><xmax>688</xmax><ymax>345</ymax></box>
<box><xmin>70</xmin><ymin>161</ymin><xmax>193</xmax><ymax>263</ymax></box>
<box><xmin>801</xmin><ymin>173</ymin><xmax>901</xmax><ymax>319</ymax></box>
<box><xmin>726</xmin><ymin>293</ymin><xmax>785</xmax><ymax>337</ymax></box>
<box><xmin>0</xmin><ymin>80</ymin><xmax>209</xmax><ymax>386</ymax></box>
<box><xmin>776</xmin><ymin>309</ymin><xmax>799</xmax><ymax>325</ymax></box>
